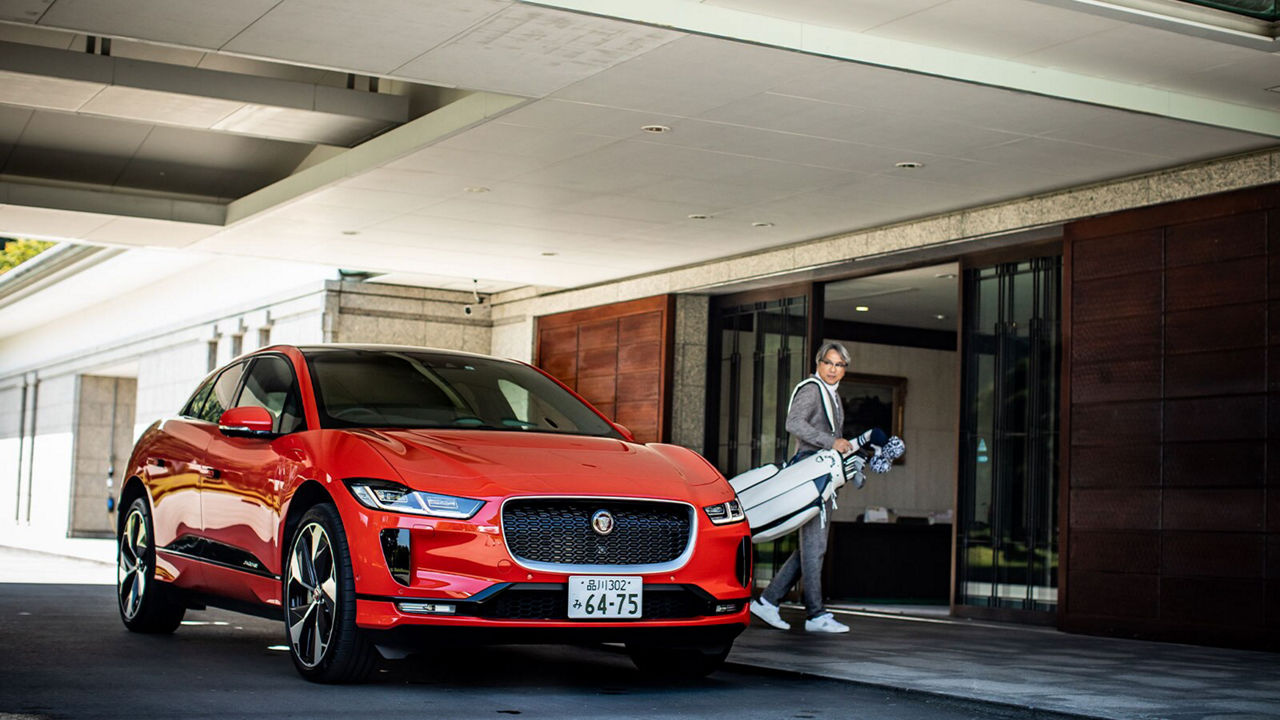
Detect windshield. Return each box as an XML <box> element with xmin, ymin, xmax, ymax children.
<box><xmin>304</xmin><ymin>348</ymin><xmax>621</xmax><ymax>438</ymax></box>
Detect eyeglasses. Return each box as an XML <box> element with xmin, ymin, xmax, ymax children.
<box><xmin>819</xmin><ymin>359</ymin><xmax>848</xmax><ymax>369</ymax></box>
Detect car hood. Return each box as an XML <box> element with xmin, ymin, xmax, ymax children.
<box><xmin>351</xmin><ymin>429</ymin><xmax>720</xmax><ymax>498</ymax></box>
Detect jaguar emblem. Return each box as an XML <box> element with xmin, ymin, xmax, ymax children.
<box><xmin>590</xmin><ymin>509</ymin><xmax>615</xmax><ymax>536</ymax></box>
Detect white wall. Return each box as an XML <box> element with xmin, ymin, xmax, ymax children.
<box><xmin>824</xmin><ymin>339</ymin><xmax>958</xmax><ymax>522</ymax></box>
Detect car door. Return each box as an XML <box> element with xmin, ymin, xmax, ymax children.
<box><xmin>199</xmin><ymin>354</ymin><xmax>306</xmax><ymax>579</ymax></box>
<box><xmin>146</xmin><ymin>365</ymin><xmax>241</xmax><ymax>553</ymax></box>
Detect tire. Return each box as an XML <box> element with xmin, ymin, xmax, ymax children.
<box><xmin>283</xmin><ymin>503</ymin><xmax>377</xmax><ymax>683</ymax></box>
<box><xmin>626</xmin><ymin>641</ymin><xmax>732</xmax><ymax>680</ymax></box>
<box><xmin>117</xmin><ymin>497</ymin><xmax>185</xmax><ymax>633</ymax></box>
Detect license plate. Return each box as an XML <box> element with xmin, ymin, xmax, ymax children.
<box><xmin>567</xmin><ymin>575</ymin><xmax>642</xmax><ymax>619</ymax></box>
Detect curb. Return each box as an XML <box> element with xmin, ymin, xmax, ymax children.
<box><xmin>720</xmin><ymin>659</ymin><xmax>1108</xmax><ymax>720</ymax></box>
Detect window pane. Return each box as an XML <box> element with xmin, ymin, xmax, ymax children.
<box><xmin>200</xmin><ymin>362</ymin><xmax>246</xmax><ymax>423</ymax></box>
<box><xmin>305</xmin><ymin>349</ymin><xmax>619</xmax><ymax>437</ymax></box>
<box><xmin>238</xmin><ymin>355</ymin><xmax>304</xmax><ymax>433</ymax></box>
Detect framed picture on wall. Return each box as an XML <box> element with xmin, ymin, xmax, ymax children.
<box><xmin>838</xmin><ymin>373</ymin><xmax>906</xmax><ymax>463</ymax></box>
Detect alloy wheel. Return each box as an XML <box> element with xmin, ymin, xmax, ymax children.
<box><xmin>286</xmin><ymin>522</ymin><xmax>338</xmax><ymax>668</ymax></box>
<box><xmin>117</xmin><ymin>508</ymin><xmax>148</xmax><ymax>620</ymax></box>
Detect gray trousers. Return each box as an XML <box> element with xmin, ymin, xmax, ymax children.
<box><xmin>760</xmin><ymin>507</ymin><xmax>830</xmax><ymax>619</ymax></box>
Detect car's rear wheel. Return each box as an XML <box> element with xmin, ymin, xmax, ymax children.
<box><xmin>626</xmin><ymin>641</ymin><xmax>732</xmax><ymax>680</ymax></box>
<box><xmin>117</xmin><ymin>497</ymin><xmax>185</xmax><ymax>633</ymax></box>
<box><xmin>283</xmin><ymin>503</ymin><xmax>377</xmax><ymax>683</ymax></box>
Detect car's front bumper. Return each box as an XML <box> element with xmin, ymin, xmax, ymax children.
<box><xmin>338</xmin><ymin>493</ymin><xmax>753</xmax><ymax>635</ymax></box>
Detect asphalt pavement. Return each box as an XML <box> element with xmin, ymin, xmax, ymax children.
<box><xmin>2</xmin><ymin>545</ymin><xmax>1277</xmax><ymax>720</ymax></box>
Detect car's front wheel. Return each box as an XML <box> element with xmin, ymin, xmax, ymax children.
<box><xmin>626</xmin><ymin>641</ymin><xmax>732</xmax><ymax>680</ymax></box>
<box><xmin>117</xmin><ymin>497</ymin><xmax>185</xmax><ymax>633</ymax></box>
<box><xmin>283</xmin><ymin>503</ymin><xmax>377</xmax><ymax>683</ymax></box>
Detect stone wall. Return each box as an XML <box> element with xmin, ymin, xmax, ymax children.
<box><xmin>325</xmin><ymin>280</ymin><xmax>491</xmax><ymax>352</ymax></box>
<box><xmin>69</xmin><ymin>376</ymin><xmax>136</xmax><ymax>538</ymax></box>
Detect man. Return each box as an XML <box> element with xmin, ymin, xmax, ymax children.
<box><xmin>748</xmin><ymin>341</ymin><xmax>852</xmax><ymax>634</ymax></box>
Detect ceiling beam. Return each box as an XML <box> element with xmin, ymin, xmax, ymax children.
<box><xmin>0</xmin><ymin>40</ymin><xmax>409</xmax><ymax>146</ymax></box>
<box><xmin>225</xmin><ymin>91</ymin><xmax>529</xmax><ymax>225</ymax></box>
<box><xmin>527</xmin><ymin>0</ymin><xmax>1280</xmax><ymax>138</ymax></box>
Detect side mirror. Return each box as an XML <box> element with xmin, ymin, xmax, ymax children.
<box><xmin>613</xmin><ymin>423</ymin><xmax>635</xmax><ymax>442</ymax></box>
<box><xmin>218</xmin><ymin>406</ymin><xmax>276</xmax><ymax>438</ymax></box>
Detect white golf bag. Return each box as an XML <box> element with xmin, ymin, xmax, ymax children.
<box><xmin>728</xmin><ymin>450</ymin><xmax>866</xmax><ymax>544</ymax></box>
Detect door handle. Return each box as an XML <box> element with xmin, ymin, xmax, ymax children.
<box><xmin>192</xmin><ymin>463</ymin><xmax>221</xmax><ymax>480</ymax></box>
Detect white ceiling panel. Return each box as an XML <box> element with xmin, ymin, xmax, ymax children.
<box><xmin>83</xmin><ymin>217</ymin><xmax>220</xmax><ymax>247</ymax></box>
<box><xmin>0</xmin><ymin>0</ymin><xmax>53</xmax><ymax>24</ymax></box>
<box><xmin>974</xmin><ymin>136</ymin><xmax>1169</xmax><ymax>179</ymax></box>
<box><xmin>628</xmin><ymin>176</ymin><xmax>802</xmax><ymax>210</ymax></box>
<box><xmin>553</xmin><ymin>34</ymin><xmax>836</xmax><ymax>116</ymax></box>
<box><xmin>1044</xmin><ymin>113</ymin><xmax>1276</xmax><ymax>160</ymax></box>
<box><xmin>336</xmin><ymin>168</ymin><xmax>475</xmax><ymax>197</ymax></box>
<box><xmin>865</xmin><ymin>0</ymin><xmax>1118</xmax><ymax>59</ymax></box>
<box><xmin>497</xmin><ymin>100</ymin><xmax>681</xmax><ymax>139</ymax></box>
<box><xmin>1015</xmin><ymin>22</ymin><xmax>1261</xmax><ymax>89</ymax></box>
<box><xmin>453</xmin><ymin>181</ymin><xmax>597</xmax><ymax>211</ymax></box>
<box><xmin>707</xmin><ymin>0</ymin><xmax>950</xmax><ymax>33</ymax></box>
<box><xmin>393</xmin><ymin>4</ymin><xmax>682</xmax><ymax>97</ymax></box>
<box><xmin>223</xmin><ymin>0</ymin><xmax>509</xmax><ymax>74</ymax></box>
<box><xmin>386</xmin><ymin>146</ymin><xmax>550</xmax><ymax>184</ymax></box>
<box><xmin>0</xmin><ymin>204</ymin><xmax>113</xmax><ymax>238</ymax></box>
<box><xmin>0</xmin><ymin>69</ymin><xmax>102</xmax><ymax>111</ymax></box>
<box><xmin>435</xmin><ymin>121</ymin><xmax>621</xmax><ymax>163</ymax></box>
<box><xmin>1156</xmin><ymin>54</ymin><xmax>1280</xmax><ymax>110</ymax></box>
<box><xmin>418</xmin><ymin>197</ymin><xmax>670</xmax><ymax>239</ymax></box>
<box><xmin>79</xmin><ymin>85</ymin><xmax>242</xmax><ymax>128</ymax></box>
<box><xmin>305</xmin><ymin>186</ymin><xmax>441</xmax><ymax>214</ymax></box>
<box><xmin>39</xmin><ymin>0</ymin><xmax>280</xmax><ymax>49</ymax></box>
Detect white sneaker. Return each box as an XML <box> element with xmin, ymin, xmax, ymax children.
<box><xmin>804</xmin><ymin>612</ymin><xmax>850</xmax><ymax>633</ymax></box>
<box><xmin>749</xmin><ymin>598</ymin><xmax>790</xmax><ymax>630</ymax></box>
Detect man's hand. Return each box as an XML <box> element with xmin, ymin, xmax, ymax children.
<box><xmin>833</xmin><ymin>438</ymin><xmax>853</xmax><ymax>455</ymax></box>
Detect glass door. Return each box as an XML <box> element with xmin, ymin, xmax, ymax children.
<box><xmin>711</xmin><ymin>292</ymin><xmax>809</xmax><ymax>591</ymax></box>
<box><xmin>957</xmin><ymin>256</ymin><xmax>1061</xmax><ymax>613</ymax></box>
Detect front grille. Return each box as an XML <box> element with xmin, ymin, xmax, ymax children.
<box><xmin>473</xmin><ymin>585</ymin><xmax>710</xmax><ymax>620</ymax></box>
<box><xmin>503</xmin><ymin>498</ymin><xmax>691</xmax><ymax>567</ymax></box>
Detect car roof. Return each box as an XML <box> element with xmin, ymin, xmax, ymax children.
<box><xmin>285</xmin><ymin>343</ymin><xmax>519</xmax><ymax>364</ymax></box>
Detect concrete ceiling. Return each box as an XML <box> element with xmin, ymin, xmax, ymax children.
<box><xmin>0</xmin><ymin>0</ymin><xmax>1277</xmax><ymax>295</ymax></box>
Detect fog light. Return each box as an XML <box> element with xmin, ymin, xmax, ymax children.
<box><xmin>398</xmin><ymin>601</ymin><xmax>456</xmax><ymax>615</ymax></box>
<box><xmin>715</xmin><ymin>603</ymin><xmax>739</xmax><ymax>614</ymax></box>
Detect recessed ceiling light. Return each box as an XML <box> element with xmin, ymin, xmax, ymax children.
<box><xmin>855</xmin><ymin>305</ymin><xmax>870</xmax><ymax>312</ymax></box>
<box><xmin>936</xmin><ymin>314</ymin><xmax>948</xmax><ymax>320</ymax></box>
<box><xmin>465</xmin><ymin>186</ymin><xmax>490</xmax><ymax>193</ymax></box>
<box><xmin>688</xmin><ymin>214</ymin><xmax>710</xmax><ymax>220</ymax></box>
<box><xmin>895</xmin><ymin>161</ymin><xmax>924</xmax><ymax>169</ymax></box>
<box><xmin>641</xmin><ymin>124</ymin><xmax>671</xmax><ymax>134</ymax></box>
<box><xmin>934</xmin><ymin>272</ymin><xmax>957</xmax><ymax>279</ymax></box>
<box><xmin>752</xmin><ymin>221</ymin><xmax>774</xmax><ymax>228</ymax></box>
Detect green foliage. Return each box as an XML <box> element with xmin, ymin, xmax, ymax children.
<box><xmin>0</xmin><ymin>238</ymin><xmax>55</xmax><ymax>275</ymax></box>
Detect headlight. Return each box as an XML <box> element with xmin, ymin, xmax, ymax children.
<box><xmin>345</xmin><ymin>479</ymin><xmax>484</xmax><ymax>519</ymax></box>
<box><xmin>703</xmin><ymin>498</ymin><xmax>746</xmax><ymax>525</ymax></box>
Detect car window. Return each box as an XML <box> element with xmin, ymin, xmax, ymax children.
<box><xmin>199</xmin><ymin>362</ymin><xmax>247</xmax><ymax>423</ymax></box>
<box><xmin>237</xmin><ymin>355</ymin><xmax>305</xmax><ymax>434</ymax></box>
<box><xmin>305</xmin><ymin>349</ymin><xmax>620</xmax><ymax>438</ymax></box>
<box><xmin>182</xmin><ymin>375</ymin><xmax>217</xmax><ymax>418</ymax></box>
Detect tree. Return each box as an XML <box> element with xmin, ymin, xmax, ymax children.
<box><xmin>0</xmin><ymin>238</ymin><xmax>55</xmax><ymax>275</ymax></box>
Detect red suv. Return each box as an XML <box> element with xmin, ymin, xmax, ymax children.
<box><xmin>116</xmin><ymin>345</ymin><xmax>752</xmax><ymax>682</ymax></box>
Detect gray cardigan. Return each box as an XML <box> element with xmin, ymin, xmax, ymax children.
<box><xmin>785</xmin><ymin>377</ymin><xmax>845</xmax><ymax>456</ymax></box>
